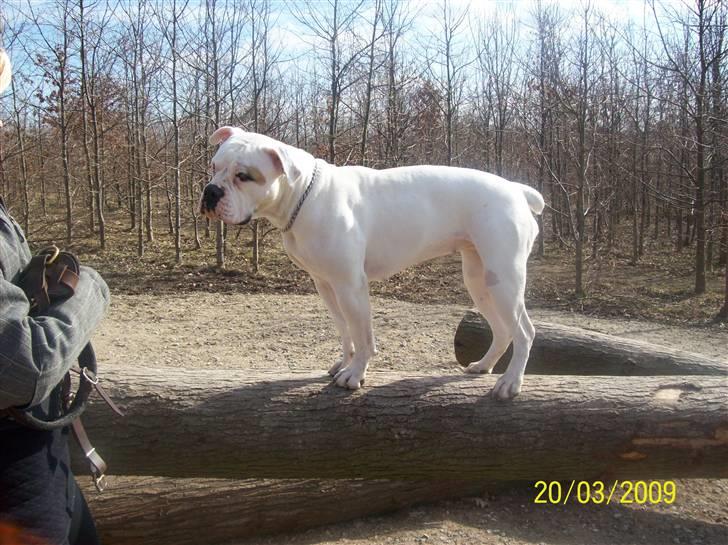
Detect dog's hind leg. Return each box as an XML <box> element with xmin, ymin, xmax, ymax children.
<box><xmin>460</xmin><ymin>247</ymin><xmax>512</xmax><ymax>375</ymax></box>
<box><xmin>313</xmin><ymin>277</ymin><xmax>354</xmax><ymax>376</ymax></box>
<box><xmin>466</xmin><ymin>217</ymin><xmax>537</xmax><ymax>400</ymax></box>
<box><xmin>489</xmin><ymin>293</ymin><xmax>535</xmax><ymax>400</ymax></box>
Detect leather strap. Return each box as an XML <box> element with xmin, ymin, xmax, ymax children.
<box><xmin>69</xmin><ymin>366</ymin><xmax>125</xmax><ymax>418</ymax></box>
<box><xmin>50</xmin><ymin>263</ymin><xmax>79</xmax><ymax>297</ymax></box>
<box><xmin>71</xmin><ymin>418</ymin><xmax>108</xmax><ymax>492</ymax></box>
<box><xmin>21</xmin><ymin>254</ymin><xmax>51</xmax><ymax>311</ymax></box>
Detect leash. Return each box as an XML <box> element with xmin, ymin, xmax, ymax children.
<box><xmin>282</xmin><ymin>160</ymin><xmax>320</xmax><ymax>233</ymax></box>
<box><xmin>1</xmin><ymin>245</ymin><xmax>123</xmax><ymax>491</ymax></box>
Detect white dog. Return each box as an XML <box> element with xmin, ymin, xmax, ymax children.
<box><xmin>201</xmin><ymin>127</ymin><xmax>544</xmax><ymax>399</ymax></box>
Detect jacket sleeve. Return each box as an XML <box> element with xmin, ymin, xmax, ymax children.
<box><xmin>0</xmin><ymin>266</ymin><xmax>110</xmax><ymax>410</ymax></box>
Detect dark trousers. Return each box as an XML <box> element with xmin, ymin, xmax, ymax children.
<box><xmin>0</xmin><ymin>425</ymin><xmax>100</xmax><ymax>545</ymax></box>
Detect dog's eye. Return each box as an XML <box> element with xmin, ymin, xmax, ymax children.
<box><xmin>236</xmin><ymin>172</ymin><xmax>254</xmax><ymax>182</ymax></box>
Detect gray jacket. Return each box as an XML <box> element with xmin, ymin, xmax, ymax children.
<box><xmin>0</xmin><ymin>199</ymin><xmax>110</xmax><ymax>415</ymax></box>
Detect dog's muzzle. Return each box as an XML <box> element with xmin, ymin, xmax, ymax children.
<box><xmin>200</xmin><ymin>184</ymin><xmax>224</xmax><ymax>215</ymax></box>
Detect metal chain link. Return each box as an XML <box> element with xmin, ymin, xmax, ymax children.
<box><xmin>282</xmin><ymin>160</ymin><xmax>320</xmax><ymax>233</ymax></box>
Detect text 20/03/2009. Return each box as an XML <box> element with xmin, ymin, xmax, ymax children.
<box><xmin>534</xmin><ymin>480</ymin><xmax>677</xmax><ymax>505</ymax></box>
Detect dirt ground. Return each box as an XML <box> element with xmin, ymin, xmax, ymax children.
<box><xmin>91</xmin><ymin>292</ymin><xmax>728</xmax><ymax>545</ymax></box>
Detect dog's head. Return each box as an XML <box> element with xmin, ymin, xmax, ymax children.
<box><xmin>200</xmin><ymin>127</ymin><xmax>302</xmax><ymax>225</ymax></box>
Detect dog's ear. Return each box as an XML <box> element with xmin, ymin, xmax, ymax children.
<box><xmin>209</xmin><ymin>126</ymin><xmax>238</xmax><ymax>146</ymax></box>
<box><xmin>265</xmin><ymin>146</ymin><xmax>301</xmax><ymax>183</ymax></box>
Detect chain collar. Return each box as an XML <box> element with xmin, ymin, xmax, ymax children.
<box><xmin>282</xmin><ymin>160</ymin><xmax>319</xmax><ymax>233</ymax></box>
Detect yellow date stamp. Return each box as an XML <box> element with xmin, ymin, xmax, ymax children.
<box><xmin>534</xmin><ymin>480</ymin><xmax>677</xmax><ymax>505</ymax></box>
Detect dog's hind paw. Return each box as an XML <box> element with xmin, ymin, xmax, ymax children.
<box><xmin>464</xmin><ymin>361</ymin><xmax>494</xmax><ymax>374</ymax></box>
<box><xmin>333</xmin><ymin>366</ymin><xmax>366</xmax><ymax>390</ymax></box>
<box><xmin>328</xmin><ymin>359</ymin><xmax>346</xmax><ymax>377</ymax></box>
<box><xmin>491</xmin><ymin>373</ymin><xmax>523</xmax><ymax>400</ymax></box>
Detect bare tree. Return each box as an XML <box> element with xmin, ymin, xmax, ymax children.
<box><xmin>358</xmin><ymin>0</ymin><xmax>384</xmax><ymax>165</ymax></box>
<box><xmin>379</xmin><ymin>0</ymin><xmax>414</xmax><ymax>168</ymax></box>
<box><xmin>425</xmin><ymin>0</ymin><xmax>471</xmax><ymax>166</ymax></box>
<box><xmin>551</xmin><ymin>2</ymin><xmax>602</xmax><ymax>297</ymax></box>
<box><xmin>155</xmin><ymin>0</ymin><xmax>188</xmax><ymax>263</ymax></box>
<box><xmin>291</xmin><ymin>0</ymin><xmax>368</xmax><ymax>164</ymax></box>
<box><xmin>475</xmin><ymin>6</ymin><xmax>520</xmax><ymax>176</ymax></box>
<box><xmin>76</xmin><ymin>0</ymin><xmax>114</xmax><ymax>249</ymax></box>
<box><xmin>10</xmin><ymin>76</ymin><xmax>29</xmax><ymax>232</ymax></box>
<box><xmin>30</xmin><ymin>0</ymin><xmax>75</xmax><ymax>243</ymax></box>
<box><xmin>652</xmin><ymin>0</ymin><xmax>726</xmax><ymax>294</ymax></box>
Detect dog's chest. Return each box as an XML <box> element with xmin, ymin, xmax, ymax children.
<box><xmin>282</xmin><ymin>235</ymin><xmax>324</xmax><ymax>276</ymax></box>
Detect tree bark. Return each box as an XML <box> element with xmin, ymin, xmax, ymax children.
<box><xmin>10</xmin><ymin>78</ymin><xmax>30</xmax><ymax>233</ymax></box>
<box><xmin>79</xmin><ymin>0</ymin><xmax>96</xmax><ymax>235</ymax></box>
<box><xmin>454</xmin><ymin>310</ymin><xmax>727</xmax><ymax>376</ymax></box>
<box><xmin>82</xmin><ymin>476</ymin><xmax>499</xmax><ymax>545</ymax></box>
<box><xmin>72</xmin><ymin>368</ymin><xmax>728</xmax><ymax>481</ymax></box>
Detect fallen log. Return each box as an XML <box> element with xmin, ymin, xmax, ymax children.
<box><xmin>72</xmin><ymin>368</ymin><xmax>728</xmax><ymax>480</ymax></box>
<box><xmin>454</xmin><ymin>310</ymin><xmax>728</xmax><ymax>375</ymax></box>
<box><xmin>82</xmin><ymin>477</ymin><xmax>500</xmax><ymax>545</ymax></box>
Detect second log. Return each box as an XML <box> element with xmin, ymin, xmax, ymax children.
<box><xmin>453</xmin><ymin>310</ymin><xmax>727</xmax><ymax>375</ymax></box>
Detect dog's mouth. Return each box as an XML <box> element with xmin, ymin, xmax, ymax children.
<box><xmin>237</xmin><ymin>215</ymin><xmax>252</xmax><ymax>226</ymax></box>
<box><xmin>200</xmin><ymin>208</ymin><xmax>217</xmax><ymax>221</ymax></box>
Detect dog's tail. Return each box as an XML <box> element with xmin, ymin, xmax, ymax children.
<box><xmin>520</xmin><ymin>184</ymin><xmax>545</xmax><ymax>216</ymax></box>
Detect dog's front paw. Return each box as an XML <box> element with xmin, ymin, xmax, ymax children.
<box><xmin>491</xmin><ymin>373</ymin><xmax>522</xmax><ymax>400</ymax></box>
<box><xmin>333</xmin><ymin>366</ymin><xmax>366</xmax><ymax>390</ymax></box>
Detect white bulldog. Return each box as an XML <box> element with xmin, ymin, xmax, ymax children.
<box><xmin>201</xmin><ymin>127</ymin><xmax>544</xmax><ymax>399</ymax></box>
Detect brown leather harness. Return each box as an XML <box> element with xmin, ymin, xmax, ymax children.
<box><xmin>2</xmin><ymin>245</ymin><xmax>123</xmax><ymax>491</ymax></box>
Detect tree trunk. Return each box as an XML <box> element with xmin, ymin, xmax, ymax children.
<box><xmin>252</xmin><ymin>220</ymin><xmax>260</xmax><ymax>272</ymax></box>
<box><xmin>124</xmin><ymin>65</ymin><xmax>136</xmax><ymax>229</ymax></box>
<box><xmin>58</xmin><ymin>36</ymin><xmax>72</xmax><ymax>244</ymax></box>
<box><xmin>11</xmin><ymin>78</ymin><xmax>30</xmax><ymax>234</ymax></box>
<box><xmin>0</xmin><ymin>123</ymin><xmax>5</xmax><ymax>198</ymax></box>
<box><xmin>90</xmin><ymin>93</ymin><xmax>104</xmax><ymax>249</ymax></box>
<box><xmin>454</xmin><ymin>310</ymin><xmax>727</xmax><ymax>375</ymax></box>
<box><xmin>36</xmin><ymin>110</ymin><xmax>46</xmax><ymax>216</ymax></box>
<box><xmin>718</xmin><ymin>256</ymin><xmax>728</xmax><ymax>321</ymax></box>
<box><xmin>172</xmin><ymin>0</ymin><xmax>181</xmax><ymax>263</ymax></box>
<box><xmin>694</xmin><ymin>0</ymin><xmax>709</xmax><ymax>295</ymax></box>
<box><xmin>79</xmin><ymin>0</ymin><xmax>96</xmax><ymax>235</ymax></box>
<box><xmin>71</xmin><ymin>368</ymin><xmax>728</xmax><ymax>481</ymax></box>
<box><xmin>83</xmin><ymin>476</ymin><xmax>499</xmax><ymax>545</ymax></box>
<box><xmin>359</xmin><ymin>0</ymin><xmax>379</xmax><ymax>166</ymax></box>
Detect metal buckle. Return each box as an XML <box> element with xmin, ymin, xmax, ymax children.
<box><xmin>82</xmin><ymin>367</ymin><xmax>99</xmax><ymax>385</ymax></box>
<box><xmin>93</xmin><ymin>471</ymin><xmax>108</xmax><ymax>492</ymax></box>
<box><xmin>42</xmin><ymin>244</ymin><xmax>60</xmax><ymax>265</ymax></box>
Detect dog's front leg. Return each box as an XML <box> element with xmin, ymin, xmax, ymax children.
<box><xmin>313</xmin><ymin>277</ymin><xmax>354</xmax><ymax>376</ymax></box>
<box><xmin>329</xmin><ymin>274</ymin><xmax>377</xmax><ymax>390</ymax></box>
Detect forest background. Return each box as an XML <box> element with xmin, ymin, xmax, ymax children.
<box><xmin>1</xmin><ymin>0</ymin><xmax>727</xmax><ymax>323</ymax></box>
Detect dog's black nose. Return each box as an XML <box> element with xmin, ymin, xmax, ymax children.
<box><xmin>202</xmin><ymin>184</ymin><xmax>224</xmax><ymax>212</ymax></box>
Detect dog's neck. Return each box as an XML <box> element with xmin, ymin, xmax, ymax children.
<box><xmin>254</xmin><ymin>149</ymin><xmax>318</xmax><ymax>231</ymax></box>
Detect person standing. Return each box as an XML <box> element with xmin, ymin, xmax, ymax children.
<box><xmin>0</xmin><ymin>48</ymin><xmax>109</xmax><ymax>545</ymax></box>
